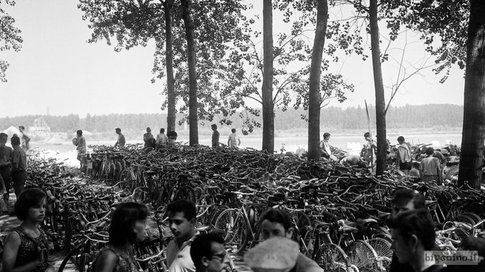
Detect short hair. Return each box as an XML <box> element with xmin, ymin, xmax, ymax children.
<box><xmin>11</xmin><ymin>135</ymin><xmax>20</xmax><ymax>146</ymax></box>
<box><xmin>231</xmin><ymin>128</ymin><xmax>236</xmax><ymax>133</ymax></box>
<box><xmin>0</xmin><ymin>133</ymin><xmax>7</xmax><ymax>141</ymax></box>
<box><xmin>160</xmin><ymin>128</ymin><xmax>165</xmax><ymax>133</ymax></box>
<box><xmin>426</xmin><ymin>147</ymin><xmax>434</xmax><ymax>155</ymax></box>
<box><xmin>397</xmin><ymin>136</ymin><xmax>404</xmax><ymax>143</ymax></box>
<box><xmin>391</xmin><ymin>189</ymin><xmax>425</xmax><ymax>209</ymax></box>
<box><xmin>167</xmin><ymin>131</ymin><xmax>177</xmax><ymax>138</ymax></box>
<box><xmin>77</xmin><ymin>130</ymin><xmax>83</xmax><ymax>136</ymax></box>
<box><xmin>19</xmin><ymin>126</ymin><xmax>25</xmax><ymax>130</ymax></box>
<box><xmin>412</xmin><ymin>162</ymin><xmax>420</xmax><ymax>168</ymax></box>
<box><xmin>109</xmin><ymin>202</ymin><xmax>148</xmax><ymax>247</ymax></box>
<box><xmin>146</xmin><ymin>127</ymin><xmax>151</xmax><ymax>131</ymax></box>
<box><xmin>115</xmin><ymin>128</ymin><xmax>121</xmax><ymax>132</ymax></box>
<box><xmin>167</xmin><ymin>200</ymin><xmax>196</xmax><ymax>221</ymax></box>
<box><xmin>211</xmin><ymin>124</ymin><xmax>217</xmax><ymax>129</ymax></box>
<box><xmin>15</xmin><ymin>188</ymin><xmax>47</xmax><ymax>221</ymax></box>
<box><xmin>323</xmin><ymin>132</ymin><xmax>331</xmax><ymax>139</ymax></box>
<box><xmin>364</xmin><ymin>132</ymin><xmax>371</xmax><ymax>138</ymax></box>
<box><xmin>190</xmin><ymin>232</ymin><xmax>225</xmax><ymax>271</ymax></box>
<box><xmin>259</xmin><ymin>208</ymin><xmax>292</xmax><ymax>231</ymax></box>
<box><xmin>388</xmin><ymin>209</ymin><xmax>436</xmax><ymax>250</ymax></box>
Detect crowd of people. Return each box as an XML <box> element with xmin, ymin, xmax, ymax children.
<box><xmin>2</xmin><ymin>188</ymin><xmax>485</xmax><ymax>272</ymax></box>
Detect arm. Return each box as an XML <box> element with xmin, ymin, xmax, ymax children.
<box><xmin>92</xmin><ymin>250</ymin><xmax>117</xmax><ymax>272</ymax></box>
<box><xmin>2</xmin><ymin>232</ymin><xmax>42</xmax><ymax>272</ymax></box>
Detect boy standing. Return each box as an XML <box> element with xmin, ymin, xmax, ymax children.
<box><xmin>11</xmin><ymin>135</ymin><xmax>26</xmax><ymax>197</ymax></box>
<box><xmin>167</xmin><ymin>200</ymin><xmax>198</xmax><ymax>272</ymax></box>
<box><xmin>114</xmin><ymin>128</ymin><xmax>126</xmax><ymax>148</ymax></box>
<box><xmin>420</xmin><ymin>147</ymin><xmax>442</xmax><ymax>185</ymax></box>
<box><xmin>0</xmin><ymin>133</ymin><xmax>13</xmax><ymax>213</ymax></box>
<box><xmin>227</xmin><ymin>129</ymin><xmax>241</xmax><ymax>149</ymax></box>
<box><xmin>73</xmin><ymin>130</ymin><xmax>87</xmax><ymax>170</ymax></box>
<box><xmin>396</xmin><ymin>136</ymin><xmax>412</xmax><ymax>174</ymax></box>
<box><xmin>211</xmin><ymin>124</ymin><xmax>220</xmax><ymax>148</ymax></box>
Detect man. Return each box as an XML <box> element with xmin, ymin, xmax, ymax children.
<box><xmin>227</xmin><ymin>129</ymin><xmax>241</xmax><ymax>149</ymax></box>
<box><xmin>361</xmin><ymin>132</ymin><xmax>376</xmax><ymax>169</ymax></box>
<box><xmin>18</xmin><ymin>126</ymin><xmax>30</xmax><ymax>152</ymax></box>
<box><xmin>190</xmin><ymin>232</ymin><xmax>227</xmax><ymax>272</ymax></box>
<box><xmin>11</xmin><ymin>135</ymin><xmax>26</xmax><ymax>197</ymax></box>
<box><xmin>259</xmin><ymin>208</ymin><xmax>323</xmax><ymax>272</ymax></box>
<box><xmin>389</xmin><ymin>189</ymin><xmax>426</xmax><ymax>272</ymax></box>
<box><xmin>320</xmin><ymin>132</ymin><xmax>337</xmax><ymax>161</ymax></box>
<box><xmin>156</xmin><ymin>128</ymin><xmax>168</xmax><ymax>147</ymax></box>
<box><xmin>167</xmin><ymin>131</ymin><xmax>178</xmax><ymax>146</ymax></box>
<box><xmin>389</xmin><ymin>209</ymin><xmax>442</xmax><ymax>272</ymax></box>
<box><xmin>167</xmin><ymin>200</ymin><xmax>198</xmax><ymax>272</ymax></box>
<box><xmin>143</xmin><ymin>127</ymin><xmax>155</xmax><ymax>148</ymax></box>
<box><xmin>397</xmin><ymin>136</ymin><xmax>413</xmax><ymax>175</ymax></box>
<box><xmin>114</xmin><ymin>128</ymin><xmax>126</xmax><ymax>148</ymax></box>
<box><xmin>0</xmin><ymin>133</ymin><xmax>13</xmax><ymax>213</ymax></box>
<box><xmin>420</xmin><ymin>147</ymin><xmax>442</xmax><ymax>185</ymax></box>
<box><xmin>72</xmin><ymin>130</ymin><xmax>87</xmax><ymax>170</ymax></box>
<box><xmin>211</xmin><ymin>124</ymin><xmax>220</xmax><ymax>148</ymax></box>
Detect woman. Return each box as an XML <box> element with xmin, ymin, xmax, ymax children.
<box><xmin>91</xmin><ymin>202</ymin><xmax>148</xmax><ymax>272</ymax></box>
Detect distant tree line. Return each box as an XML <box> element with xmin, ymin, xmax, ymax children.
<box><xmin>0</xmin><ymin>104</ymin><xmax>462</xmax><ymax>133</ymax></box>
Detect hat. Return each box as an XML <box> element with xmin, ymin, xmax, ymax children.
<box><xmin>244</xmin><ymin>237</ymin><xmax>299</xmax><ymax>272</ymax></box>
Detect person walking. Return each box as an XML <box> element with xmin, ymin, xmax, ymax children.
<box><xmin>156</xmin><ymin>128</ymin><xmax>168</xmax><ymax>147</ymax></box>
<box><xmin>72</xmin><ymin>130</ymin><xmax>87</xmax><ymax>170</ymax></box>
<box><xmin>91</xmin><ymin>202</ymin><xmax>148</xmax><ymax>272</ymax></box>
<box><xmin>396</xmin><ymin>136</ymin><xmax>413</xmax><ymax>175</ymax></box>
<box><xmin>114</xmin><ymin>128</ymin><xmax>126</xmax><ymax>148</ymax></box>
<box><xmin>420</xmin><ymin>147</ymin><xmax>442</xmax><ymax>185</ymax></box>
<box><xmin>227</xmin><ymin>129</ymin><xmax>241</xmax><ymax>149</ymax></box>
<box><xmin>211</xmin><ymin>125</ymin><xmax>220</xmax><ymax>148</ymax></box>
<box><xmin>11</xmin><ymin>135</ymin><xmax>27</xmax><ymax>197</ymax></box>
<box><xmin>0</xmin><ymin>133</ymin><xmax>13</xmax><ymax>214</ymax></box>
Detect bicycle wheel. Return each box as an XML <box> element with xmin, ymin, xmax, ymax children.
<box><xmin>316</xmin><ymin>243</ymin><xmax>349</xmax><ymax>272</ymax></box>
<box><xmin>462</xmin><ymin>212</ymin><xmax>482</xmax><ymax>225</ymax></box>
<box><xmin>454</xmin><ymin>214</ymin><xmax>475</xmax><ymax>226</ymax></box>
<box><xmin>366</xmin><ymin>238</ymin><xmax>392</xmax><ymax>271</ymax></box>
<box><xmin>292</xmin><ymin>211</ymin><xmax>311</xmax><ymax>256</ymax></box>
<box><xmin>347</xmin><ymin>240</ymin><xmax>380</xmax><ymax>272</ymax></box>
<box><xmin>214</xmin><ymin>208</ymin><xmax>248</xmax><ymax>253</ymax></box>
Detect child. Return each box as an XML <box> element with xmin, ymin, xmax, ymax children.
<box><xmin>2</xmin><ymin>188</ymin><xmax>53</xmax><ymax>272</ymax></box>
<box><xmin>11</xmin><ymin>135</ymin><xmax>27</xmax><ymax>197</ymax></box>
<box><xmin>91</xmin><ymin>202</ymin><xmax>148</xmax><ymax>272</ymax></box>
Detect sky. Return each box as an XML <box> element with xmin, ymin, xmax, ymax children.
<box><xmin>0</xmin><ymin>0</ymin><xmax>465</xmax><ymax>118</ymax></box>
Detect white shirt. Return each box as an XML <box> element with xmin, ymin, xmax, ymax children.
<box><xmin>167</xmin><ymin>237</ymin><xmax>196</xmax><ymax>272</ymax></box>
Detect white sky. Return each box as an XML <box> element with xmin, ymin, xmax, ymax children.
<box><xmin>0</xmin><ymin>0</ymin><xmax>465</xmax><ymax>118</ymax></box>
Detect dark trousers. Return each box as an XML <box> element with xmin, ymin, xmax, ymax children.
<box><xmin>0</xmin><ymin>167</ymin><xmax>12</xmax><ymax>206</ymax></box>
<box><xmin>12</xmin><ymin>170</ymin><xmax>26</xmax><ymax>197</ymax></box>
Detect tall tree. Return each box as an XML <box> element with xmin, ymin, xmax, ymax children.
<box><xmin>307</xmin><ymin>0</ymin><xmax>329</xmax><ymax>161</ymax></box>
<box><xmin>458</xmin><ymin>0</ymin><xmax>485</xmax><ymax>188</ymax></box>
<box><xmin>262</xmin><ymin>0</ymin><xmax>274</xmax><ymax>153</ymax></box>
<box><xmin>163</xmin><ymin>0</ymin><xmax>176</xmax><ymax>132</ymax></box>
<box><xmin>0</xmin><ymin>0</ymin><xmax>22</xmax><ymax>82</ymax></box>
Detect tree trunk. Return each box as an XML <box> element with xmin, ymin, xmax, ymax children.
<box><xmin>308</xmin><ymin>0</ymin><xmax>329</xmax><ymax>161</ymax></box>
<box><xmin>164</xmin><ymin>0</ymin><xmax>176</xmax><ymax>132</ymax></box>
<box><xmin>181</xmin><ymin>0</ymin><xmax>198</xmax><ymax>145</ymax></box>
<box><xmin>262</xmin><ymin>0</ymin><xmax>274</xmax><ymax>153</ymax></box>
<box><xmin>458</xmin><ymin>0</ymin><xmax>485</xmax><ymax>189</ymax></box>
<box><xmin>369</xmin><ymin>0</ymin><xmax>387</xmax><ymax>175</ymax></box>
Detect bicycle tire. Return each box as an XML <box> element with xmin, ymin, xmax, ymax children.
<box><xmin>346</xmin><ymin>240</ymin><xmax>380</xmax><ymax>272</ymax></box>
<box><xmin>365</xmin><ymin>238</ymin><xmax>391</xmax><ymax>271</ymax></box>
<box><xmin>454</xmin><ymin>215</ymin><xmax>475</xmax><ymax>226</ymax></box>
<box><xmin>214</xmin><ymin>208</ymin><xmax>248</xmax><ymax>254</ymax></box>
<box><xmin>462</xmin><ymin>212</ymin><xmax>481</xmax><ymax>225</ymax></box>
<box><xmin>315</xmin><ymin>243</ymin><xmax>349</xmax><ymax>272</ymax></box>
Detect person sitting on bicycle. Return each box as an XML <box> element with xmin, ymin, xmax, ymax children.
<box><xmin>190</xmin><ymin>232</ymin><xmax>227</xmax><ymax>272</ymax></box>
<box><xmin>389</xmin><ymin>189</ymin><xmax>426</xmax><ymax>272</ymax></box>
<box><xmin>166</xmin><ymin>200</ymin><xmax>198</xmax><ymax>272</ymax></box>
<box><xmin>389</xmin><ymin>209</ymin><xmax>441</xmax><ymax>272</ymax></box>
<box><xmin>259</xmin><ymin>208</ymin><xmax>323</xmax><ymax>272</ymax></box>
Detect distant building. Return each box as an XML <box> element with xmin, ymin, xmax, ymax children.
<box><xmin>29</xmin><ymin>117</ymin><xmax>51</xmax><ymax>137</ymax></box>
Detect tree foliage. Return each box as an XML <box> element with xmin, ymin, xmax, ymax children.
<box><xmin>0</xmin><ymin>0</ymin><xmax>22</xmax><ymax>82</ymax></box>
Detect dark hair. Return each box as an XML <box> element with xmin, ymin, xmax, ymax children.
<box><xmin>160</xmin><ymin>128</ymin><xmax>165</xmax><ymax>133</ymax></box>
<box><xmin>388</xmin><ymin>209</ymin><xmax>436</xmax><ymax>250</ymax></box>
<box><xmin>412</xmin><ymin>162</ymin><xmax>420</xmax><ymax>169</ymax></box>
<box><xmin>115</xmin><ymin>128</ymin><xmax>121</xmax><ymax>132</ymax></box>
<box><xmin>146</xmin><ymin>127</ymin><xmax>151</xmax><ymax>131</ymax></box>
<box><xmin>19</xmin><ymin>126</ymin><xmax>25</xmax><ymax>130</ymax></box>
<box><xmin>364</xmin><ymin>132</ymin><xmax>371</xmax><ymax>138</ymax></box>
<box><xmin>391</xmin><ymin>189</ymin><xmax>425</xmax><ymax>209</ymax></box>
<box><xmin>323</xmin><ymin>132</ymin><xmax>331</xmax><ymax>139</ymax></box>
<box><xmin>426</xmin><ymin>147</ymin><xmax>434</xmax><ymax>155</ymax></box>
<box><xmin>190</xmin><ymin>231</ymin><xmax>225</xmax><ymax>271</ymax></box>
<box><xmin>167</xmin><ymin>200</ymin><xmax>196</xmax><ymax>221</ymax></box>
<box><xmin>397</xmin><ymin>136</ymin><xmax>404</xmax><ymax>143</ymax></box>
<box><xmin>11</xmin><ymin>135</ymin><xmax>20</xmax><ymax>146</ymax></box>
<box><xmin>77</xmin><ymin>130</ymin><xmax>83</xmax><ymax>136</ymax></box>
<box><xmin>15</xmin><ymin>188</ymin><xmax>47</xmax><ymax>221</ymax></box>
<box><xmin>231</xmin><ymin>128</ymin><xmax>236</xmax><ymax>133</ymax></box>
<box><xmin>109</xmin><ymin>202</ymin><xmax>148</xmax><ymax>246</ymax></box>
<box><xmin>0</xmin><ymin>133</ymin><xmax>7</xmax><ymax>141</ymax></box>
<box><xmin>259</xmin><ymin>208</ymin><xmax>292</xmax><ymax>231</ymax></box>
<box><xmin>211</xmin><ymin>124</ymin><xmax>217</xmax><ymax>129</ymax></box>
<box><xmin>167</xmin><ymin>131</ymin><xmax>178</xmax><ymax>138</ymax></box>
